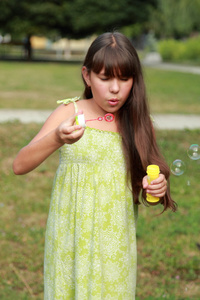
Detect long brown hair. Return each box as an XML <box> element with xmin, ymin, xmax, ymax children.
<box><xmin>82</xmin><ymin>32</ymin><xmax>177</xmax><ymax>212</ymax></box>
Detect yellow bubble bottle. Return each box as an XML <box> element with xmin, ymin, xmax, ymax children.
<box><xmin>146</xmin><ymin>164</ymin><xmax>160</xmax><ymax>203</ymax></box>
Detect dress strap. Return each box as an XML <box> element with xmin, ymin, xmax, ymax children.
<box><xmin>57</xmin><ymin>96</ymin><xmax>80</xmax><ymax>113</ymax></box>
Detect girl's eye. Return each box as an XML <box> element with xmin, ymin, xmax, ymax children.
<box><xmin>100</xmin><ymin>76</ymin><xmax>109</xmax><ymax>81</ymax></box>
<box><xmin>120</xmin><ymin>77</ymin><xmax>129</xmax><ymax>81</ymax></box>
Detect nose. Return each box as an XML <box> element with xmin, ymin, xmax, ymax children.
<box><xmin>109</xmin><ymin>78</ymin><xmax>120</xmax><ymax>94</ymax></box>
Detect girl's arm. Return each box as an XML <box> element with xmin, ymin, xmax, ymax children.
<box><xmin>13</xmin><ymin>105</ymin><xmax>85</xmax><ymax>175</ymax></box>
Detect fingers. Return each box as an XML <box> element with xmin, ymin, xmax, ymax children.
<box><xmin>61</xmin><ymin>123</ymin><xmax>82</xmax><ymax>135</ymax></box>
<box><xmin>60</xmin><ymin>125</ymin><xmax>85</xmax><ymax>144</ymax></box>
<box><xmin>56</xmin><ymin>112</ymin><xmax>85</xmax><ymax>145</ymax></box>
<box><xmin>144</xmin><ymin>174</ymin><xmax>167</xmax><ymax>198</ymax></box>
<box><xmin>142</xmin><ymin>175</ymin><xmax>149</xmax><ymax>189</ymax></box>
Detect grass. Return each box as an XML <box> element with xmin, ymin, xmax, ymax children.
<box><xmin>137</xmin><ymin>129</ymin><xmax>200</xmax><ymax>299</ymax></box>
<box><xmin>0</xmin><ymin>61</ymin><xmax>200</xmax><ymax>299</ymax></box>
<box><xmin>144</xmin><ymin>68</ymin><xmax>200</xmax><ymax>114</ymax></box>
<box><xmin>0</xmin><ymin>62</ymin><xmax>84</xmax><ymax>110</ymax></box>
<box><xmin>0</xmin><ymin>61</ymin><xmax>200</xmax><ymax>113</ymax></box>
<box><xmin>1</xmin><ymin>124</ymin><xmax>200</xmax><ymax>300</ymax></box>
<box><xmin>0</xmin><ymin>122</ymin><xmax>58</xmax><ymax>300</ymax></box>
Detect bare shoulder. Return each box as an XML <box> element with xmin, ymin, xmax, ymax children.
<box><xmin>41</xmin><ymin>103</ymin><xmax>76</xmax><ymax>129</ymax></box>
<box><xmin>77</xmin><ymin>99</ymin><xmax>92</xmax><ymax>109</ymax></box>
<box><xmin>49</xmin><ymin>103</ymin><xmax>76</xmax><ymax>122</ymax></box>
<box><xmin>29</xmin><ymin>103</ymin><xmax>76</xmax><ymax>143</ymax></box>
<box><xmin>76</xmin><ymin>99</ymin><xmax>94</xmax><ymax>117</ymax></box>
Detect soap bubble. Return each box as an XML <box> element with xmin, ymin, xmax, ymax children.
<box><xmin>187</xmin><ymin>144</ymin><xmax>200</xmax><ymax>160</ymax></box>
<box><xmin>170</xmin><ymin>159</ymin><xmax>186</xmax><ymax>176</ymax></box>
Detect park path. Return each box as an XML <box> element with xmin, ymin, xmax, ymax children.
<box><xmin>0</xmin><ymin>59</ymin><xmax>200</xmax><ymax>129</ymax></box>
<box><xmin>142</xmin><ymin>52</ymin><xmax>200</xmax><ymax>75</ymax></box>
<box><xmin>0</xmin><ymin>108</ymin><xmax>199</xmax><ymax>130</ymax></box>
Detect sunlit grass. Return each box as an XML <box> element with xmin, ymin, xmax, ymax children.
<box><xmin>0</xmin><ymin>61</ymin><xmax>200</xmax><ymax>113</ymax></box>
<box><xmin>0</xmin><ymin>122</ymin><xmax>199</xmax><ymax>299</ymax></box>
<box><xmin>0</xmin><ymin>60</ymin><xmax>199</xmax><ymax>299</ymax></box>
<box><xmin>144</xmin><ymin>68</ymin><xmax>200</xmax><ymax>114</ymax></box>
<box><xmin>0</xmin><ymin>62</ymin><xmax>83</xmax><ymax>109</ymax></box>
<box><xmin>137</xmin><ymin>129</ymin><xmax>200</xmax><ymax>299</ymax></box>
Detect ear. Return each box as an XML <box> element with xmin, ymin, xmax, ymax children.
<box><xmin>82</xmin><ymin>66</ymin><xmax>91</xmax><ymax>87</ymax></box>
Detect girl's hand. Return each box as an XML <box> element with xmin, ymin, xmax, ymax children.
<box><xmin>142</xmin><ymin>174</ymin><xmax>167</xmax><ymax>198</ymax></box>
<box><xmin>13</xmin><ymin>108</ymin><xmax>85</xmax><ymax>175</ymax></box>
<box><xmin>55</xmin><ymin>112</ymin><xmax>85</xmax><ymax>145</ymax></box>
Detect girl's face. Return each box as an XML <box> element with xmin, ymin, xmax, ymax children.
<box><xmin>82</xmin><ymin>67</ymin><xmax>133</xmax><ymax>114</ymax></box>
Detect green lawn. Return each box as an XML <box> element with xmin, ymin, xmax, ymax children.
<box><xmin>144</xmin><ymin>68</ymin><xmax>200</xmax><ymax>114</ymax></box>
<box><xmin>0</xmin><ymin>124</ymin><xmax>199</xmax><ymax>300</ymax></box>
<box><xmin>0</xmin><ymin>61</ymin><xmax>199</xmax><ymax>299</ymax></box>
<box><xmin>0</xmin><ymin>62</ymin><xmax>83</xmax><ymax>110</ymax></box>
<box><xmin>0</xmin><ymin>61</ymin><xmax>200</xmax><ymax>114</ymax></box>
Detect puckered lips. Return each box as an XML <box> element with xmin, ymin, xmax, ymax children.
<box><xmin>108</xmin><ymin>98</ymin><xmax>119</xmax><ymax>106</ymax></box>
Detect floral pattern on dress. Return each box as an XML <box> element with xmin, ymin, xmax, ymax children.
<box><xmin>44</xmin><ymin>125</ymin><xmax>137</xmax><ymax>299</ymax></box>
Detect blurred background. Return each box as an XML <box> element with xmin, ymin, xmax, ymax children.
<box><xmin>0</xmin><ymin>0</ymin><xmax>200</xmax><ymax>64</ymax></box>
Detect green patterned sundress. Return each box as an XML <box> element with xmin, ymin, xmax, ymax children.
<box><xmin>44</xmin><ymin>98</ymin><xmax>137</xmax><ymax>299</ymax></box>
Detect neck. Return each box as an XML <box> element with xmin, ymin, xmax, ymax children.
<box><xmin>89</xmin><ymin>98</ymin><xmax>116</xmax><ymax>117</ymax></box>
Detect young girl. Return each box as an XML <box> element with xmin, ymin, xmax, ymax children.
<box><xmin>13</xmin><ymin>32</ymin><xmax>177</xmax><ymax>299</ymax></box>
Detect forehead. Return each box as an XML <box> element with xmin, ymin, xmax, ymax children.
<box><xmin>98</xmin><ymin>68</ymin><xmax>124</xmax><ymax>78</ymax></box>
<box><xmin>91</xmin><ymin>46</ymin><xmax>136</xmax><ymax>78</ymax></box>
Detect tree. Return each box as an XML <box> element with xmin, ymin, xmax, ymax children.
<box><xmin>69</xmin><ymin>0</ymin><xmax>157</xmax><ymax>38</ymax></box>
<box><xmin>0</xmin><ymin>0</ymin><xmax>157</xmax><ymax>40</ymax></box>
<box><xmin>0</xmin><ymin>0</ymin><xmax>71</xmax><ymax>40</ymax></box>
<box><xmin>149</xmin><ymin>0</ymin><xmax>200</xmax><ymax>38</ymax></box>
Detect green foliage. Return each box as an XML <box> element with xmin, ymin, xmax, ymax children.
<box><xmin>1</xmin><ymin>0</ymin><xmax>200</xmax><ymax>41</ymax></box>
<box><xmin>184</xmin><ymin>36</ymin><xmax>200</xmax><ymax>60</ymax></box>
<box><xmin>0</xmin><ymin>0</ymin><xmax>156</xmax><ymax>40</ymax></box>
<box><xmin>121</xmin><ymin>24</ymin><xmax>143</xmax><ymax>38</ymax></box>
<box><xmin>158</xmin><ymin>39</ymin><xmax>186</xmax><ymax>61</ymax></box>
<box><xmin>0</xmin><ymin>0</ymin><xmax>71</xmax><ymax>39</ymax></box>
<box><xmin>158</xmin><ymin>36</ymin><xmax>200</xmax><ymax>63</ymax></box>
<box><xmin>149</xmin><ymin>0</ymin><xmax>200</xmax><ymax>38</ymax></box>
<box><xmin>69</xmin><ymin>0</ymin><xmax>156</xmax><ymax>37</ymax></box>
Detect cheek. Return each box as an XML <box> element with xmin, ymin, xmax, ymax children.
<box><xmin>127</xmin><ymin>79</ymin><xmax>133</xmax><ymax>90</ymax></box>
<box><xmin>124</xmin><ymin>82</ymin><xmax>133</xmax><ymax>96</ymax></box>
<box><xmin>94</xmin><ymin>84</ymin><xmax>107</xmax><ymax>95</ymax></box>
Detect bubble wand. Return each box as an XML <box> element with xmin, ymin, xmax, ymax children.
<box><xmin>76</xmin><ymin>113</ymin><xmax>114</xmax><ymax>127</ymax></box>
<box><xmin>56</xmin><ymin>97</ymin><xmax>115</xmax><ymax>127</ymax></box>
